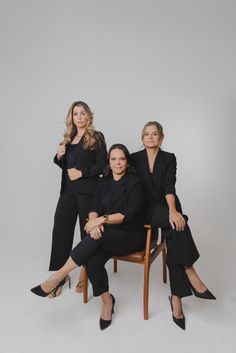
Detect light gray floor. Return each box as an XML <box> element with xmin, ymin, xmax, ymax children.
<box><xmin>1</xmin><ymin>233</ymin><xmax>236</xmax><ymax>353</ymax></box>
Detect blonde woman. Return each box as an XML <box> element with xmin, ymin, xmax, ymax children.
<box><xmin>48</xmin><ymin>101</ymin><xmax>107</xmax><ymax>296</ymax></box>
<box><xmin>131</xmin><ymin>121</ymin><xmax>216</xmax><ymax>330</ymax></box>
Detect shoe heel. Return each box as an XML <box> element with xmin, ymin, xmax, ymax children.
<box><xmin>111</xmin><ymin>294</ymin><xmax>115</xmax><ymax>314</ymax></box>
<box><xmin>67</xmin><ymin>275</ymin><xmax>71</xmax><ymax>289</ymax></box>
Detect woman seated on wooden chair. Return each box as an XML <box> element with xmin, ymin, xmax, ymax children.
<box><xmin>131</xmin><ymin>121</ymin><xmax>216</xmax><ymax>330</ymax></box>
<box><xmin>31</xmin><ymin>144</ymin><xmax>146</xmax><ymax>330</ymax></box>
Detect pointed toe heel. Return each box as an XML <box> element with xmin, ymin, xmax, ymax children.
<box><xmin>190</xmin><ymin>284</ymin><xmax>216</xmax><ymax>300</ymax></box>
<box><xmin>168</xmin><ymin>296</ymin><xmax>185</xmax><ymax>331</ymax></box>
<box><xmin>99</xmin><ymin>294</ymin><xmax>115</xmax><ymax>331</ymax></box>
<box><xmin>31</xmin><ymin>275</ymin><xmax>71</xmax><ymax>298</ymax></box>
<box><xmin>173</xmin><ymin>316</ymin><xmax>185</xmax><ymax>330</ymax></box>
<box><xmin>99</xmin><ymin>317</ymin><xmax>111</xmax><ymax>330</ymax></box>
<box><xmin>31</xmin><ymin>285</ymin><xmax>48</xmax><ymax>297</ymax></box>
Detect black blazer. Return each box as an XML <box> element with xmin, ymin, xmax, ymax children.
<box><xmin>54</xmin><ymin>132</ymin><xmax>107</xmax><ymax>195</ymax></box>
<box><xmin>89</xmin><ymin>173</ymin><xmax>145</xmax><ymax>230</ymax></box>
<box><xmin>131</xmin><ymin>149</ymin><xmax>181</xmax><ymax>204</ymax></box>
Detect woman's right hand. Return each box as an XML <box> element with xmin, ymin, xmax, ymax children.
<box><xmin>89</xmin><ymin>226</ymin><xmax>103</xmax><ymax>240</ymax></box>
<box><xmin>169</xmin><ymin>210</ymin><xmax>186</xmax><ymax>232</ymax></box>
<box><xmin>56</xmin><ymin>143</ymin><xmax>66</xmax><ymax>160</ymax></box>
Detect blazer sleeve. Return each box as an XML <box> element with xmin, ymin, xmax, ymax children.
<box><xmin>161</xmin><ymin>154</ymin><xmax>176</xmax><ymax>196</ymax></box>
<box><xmin>53</xmin><ymin>154</ymin><xmax>65</xmax><ymax>169</ymax></box>
<box><xmin>80</xmin><ymin>136</ymin><xmax>107</xmax><ymax>178</ymax></box>
<box><xmin>120</xmin><ymin>179</ymin><xmax>144</xmax><ymax>223</ymax></box>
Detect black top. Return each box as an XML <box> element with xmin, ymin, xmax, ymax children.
<box><xmin>66</xmin><ymin>143</ymin><xmax>79</xmax><ymax>168</ymax></box>
<box><xmin>89</xmin><ymin>173</ymin><xmax>145</xmax><ymax>230</ymax></box>
<box><xmin>54</xmin><ymin>131</ymin><xmax>107</xmax><ymax>195</ymax></box>
<box><xmin>102</xmin><ymin>179</ymin><xmax>122</xmax><ymax>214</ymax></box>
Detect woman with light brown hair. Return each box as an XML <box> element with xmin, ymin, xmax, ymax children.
<box><xmin>131</xmin><ymin>121</ymin><xmax>216</xmax><ymax>330</ymax></box>
<box><xmin>48</xmin><ymin>101</ymin><xmax>107</xmax><ymax>296</ymax></box>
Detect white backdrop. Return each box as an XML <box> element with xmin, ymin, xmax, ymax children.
<box><xmin>1</xmin><ymin>1</ymin><xmax>236</xmax><ymax>352</ymax></box>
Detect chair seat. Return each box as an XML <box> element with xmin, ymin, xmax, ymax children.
<box><xmin>113</xmin><ymin>238</ymin><xmax>157</xmax><ymax>263</ymax></box>
<box><xmin>113</xmin><ymin>251</ymin><xmax>145</xmax><ymax>262</ymax></box>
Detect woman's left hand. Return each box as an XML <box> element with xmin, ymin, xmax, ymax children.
<box><xmin>84</xmin><ymin>217</ymin><xmax>104</xmax><ymax>233</ymax></box>
<box><xmin>169</xmin><ymin>210</ymin><xmax>186</xmax><ymax>232</ymax></box>
<box><xmin>67</xmin><ymin>168</ymin><xmax>82</xmax><ymax>181</ymax></box>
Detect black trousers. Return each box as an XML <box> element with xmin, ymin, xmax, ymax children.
<box><xmin>70</xmin><ymin>227</ymin><xmax>146</xmax><ymax>296</ymax></box>
<box><xmin>149</xmin><ymin>202</ymin><xmax>200</xmax><ymax>298</ymax></box>
<box><xmin>49</xmin><ymin>192</ymin><xmax>93</xmax><ymax>271</ymax></box>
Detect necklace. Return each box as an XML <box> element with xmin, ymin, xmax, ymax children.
<box><xmin>72</xmin><ymin>134</ymin><xmax>83</xmax><ymax>144</ymax></box>
<box><xmin>75</xmin><ymin>133</ymin><xmax>84</xmax><ymax>139</ymax></box>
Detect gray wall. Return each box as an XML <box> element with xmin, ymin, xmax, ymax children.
<box><xmin>1</xmin><ymin>0</ymin><xmax>235</xmax><ymax>283</ymax></box>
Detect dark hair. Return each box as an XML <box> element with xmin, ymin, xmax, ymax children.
<box><xmin>103</xmin><ymin>143</ymin><xmax>135</xmax><ymax>176</ymax></box>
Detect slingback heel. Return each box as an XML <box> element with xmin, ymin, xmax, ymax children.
<box><xmin>31</xmin><ymin>275</ymin><xmax>71</xmax><ymax>298</ymax></box>
<box><xmin>168</xmin><ymin>296</ymin><xmax>185</xmax><ymax>330</ymax></box>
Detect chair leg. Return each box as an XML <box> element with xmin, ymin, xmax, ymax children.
<box><xmin>162</xmin><ymin>245</ymin><xmax>167</xmax><ymax>283</ymax></box>
<box><xmin>143</xmin><ymin>263</ymin><xmax>150</xmax><ymax>320</ymax></box>
<box><xmin>83</xmin><ymin>267</ymin><xmax>88</xmax><ymax>303</ymax></box>
<box><xmin>113</xmin><ymin>259</ymin><xmax>117</xmax><ymax>273</ymax></box>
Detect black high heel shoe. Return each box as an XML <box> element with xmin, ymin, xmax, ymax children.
<box><xmin>168</xmin><ymin>296</ymin><xmax>185</xmax><ymax>330</ymax></box>
<box><xmin>189</xmin><ymin>283</ymin><xmax>216</xmax><ymax>300</ymax></box>
<box><xmin>99</xmin><ymin>294</ymin><xmax>115</xmax><ymax>331</ymax></box>
<box><xmin>31</xmin><ymin>275</ymin><xmax>71</xmax><ymax>297</ymax></box>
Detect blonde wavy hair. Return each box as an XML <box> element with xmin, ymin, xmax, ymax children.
<box><xmin>62</xmin><ymin>101</ymin><xmax>102</xmax><ymax>150</ymax></box>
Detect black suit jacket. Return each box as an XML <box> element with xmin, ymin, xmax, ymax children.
<box><xmin>131</xmin><ymin>149</ymin><xmax>182</xmax><ymax>214</ymax></box>
<box><xmin>131</xmin><ymin>149</ymin><xmax>177</xmax><ymax>200</ymax></box>
<box><xmin>54</xmin><ymin>132</ymin><xmax>107</xmax><ymax>195</ymax></box>
<box><xmin>89</xmin><ymin>173</ymin><xmax>145</xmax><ymax>230</ymax></box>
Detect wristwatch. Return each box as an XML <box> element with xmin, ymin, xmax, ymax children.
<box><xmin>103</xmin><ymin>214</ymin><xmax>109</xmax><ymax>224</ymax></box>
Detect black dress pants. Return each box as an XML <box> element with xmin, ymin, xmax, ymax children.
<box><xmin>149</xmin><ymin>202</ymin><xmax>200</xmax><ymax>298</ymax></box>
<box><xmin>70</xmin><ymin>227</ymin><xmax>146</xmax><ymax>296</ymax></box>
<box><xmin>49</xmin><ymin>192</ymin><xmax>93</xmax><ymax>270</ymax></box>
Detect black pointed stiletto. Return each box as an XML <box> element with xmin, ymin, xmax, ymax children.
<box><xmin>99</xmin><ymin>294</ymin><xmax>115</xmax><ymax>330</ymax></box>
<box><xmin>189</xmin><ymin>283</ymin><xmax>216</xmax><ymax>300</ymax></box>
<box><xmin>168</xmin><ymin>296</ymin><xmax>185</xmax><ymax>330</ymax></box>
<box><xmin>31</xmin><ymin>275</ymin><xmax>71</xmax><ymax>298</ymax></box>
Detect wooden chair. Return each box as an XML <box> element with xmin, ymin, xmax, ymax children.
<box><xmin>82</xmin><ymin>225</ymin><xmax>167</xmax><ymax>320</ymax></box>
